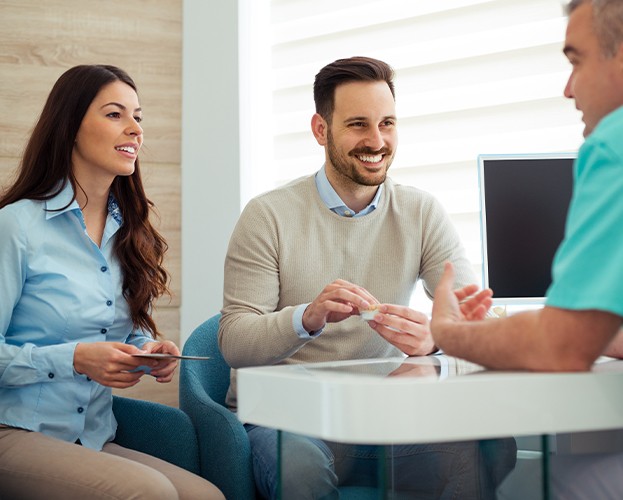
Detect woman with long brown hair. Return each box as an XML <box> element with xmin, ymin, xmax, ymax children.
<box><xmin>0</xmin><ymin>64</ymin><xmax>223</xmax><ymax>499</ymax></box>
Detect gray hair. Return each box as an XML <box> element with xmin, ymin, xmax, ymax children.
<box><xmin>566</xmin><ymin>0</ymin><xmax>623</xmax><ymax>57</ymax></box>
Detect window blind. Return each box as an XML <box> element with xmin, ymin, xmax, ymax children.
<box><xmin>240</xmin><ymin>0</ymin><xmax>583</xmax><ymax>312</ymax></box>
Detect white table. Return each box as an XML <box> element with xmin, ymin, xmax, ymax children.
<box><xmin>237</xmin><ymin>355</ymin><xmax>623</xmax><ymax>445</ymax></box>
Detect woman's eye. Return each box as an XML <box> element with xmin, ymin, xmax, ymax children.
<box><xmin>134</xmin><ymin>116</ymin><xmax>142</xmax><ymax>123</ymax></box>
<box><xmin>107</xmin><ymin>112</ymin><xmax>121</xmax><ymax>118</ymax></box>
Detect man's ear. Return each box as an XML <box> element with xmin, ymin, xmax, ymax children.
<box><xmin>311</xmin><ymin>113</ymin><xmax>328</xmax><ymax>146</ymax></box>
<box><xmin>617</xmin><ymin>41</ymin><xmax>623</xmax><ymax>68</ymax></box>
<box><xmin>613</xmin><ymin>43</ymin><xmax>623</xmax><ymax>95</ymax></box>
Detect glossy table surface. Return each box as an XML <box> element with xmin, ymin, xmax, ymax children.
<box><xmin>237</xmin><ymin>355</ymin><xmax>623</xmax><ymax>444</ymax></box>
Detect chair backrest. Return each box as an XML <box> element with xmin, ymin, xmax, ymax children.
<box><xmin>180</xmin><ymin>314</ymin><xmax>377</xmax><ymax>499</ymax></box>
<box><xmin>182</xmin><ymin>313</ymin><xmax>229</xmax><ymax>406</ymax></box>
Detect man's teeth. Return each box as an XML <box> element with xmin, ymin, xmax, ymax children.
<box><xmin>116</xmin><ymin>146</ymin><xmax>136</xmax><ymax>154</ymax></box>
<box><xmin>357</xmin><ymin>154</ymin><xmax>382</xmax><ymax>163</ymax></box>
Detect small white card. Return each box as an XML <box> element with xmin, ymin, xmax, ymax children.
<box><xmin>131</xmin><ymin>353</ymin><xmax>211</xmax><ymax>360</ymax></box>
<box><xmin>360</xmin><ymin>307</ymin><xmax>380</xmax><ymax>320</ymax></box>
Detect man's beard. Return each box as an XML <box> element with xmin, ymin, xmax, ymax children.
<box><xmin>326</xmin><ymin>129</ymin><xmax>393</xmax><ymax>187</ymax></box>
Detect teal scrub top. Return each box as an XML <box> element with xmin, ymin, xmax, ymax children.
<box><xmin>546</xmin><ymin>105</ymin><xmax>623</xmax><ymax>318</ymax></box>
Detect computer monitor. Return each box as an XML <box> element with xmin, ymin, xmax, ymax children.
<box><xmin>478</xmin><ymin>153</ymin><xmax>576</xmax><ymax>305</ymax></box>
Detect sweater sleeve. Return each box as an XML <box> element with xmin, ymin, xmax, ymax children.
<box><xmin>417</xmin><ymin>196</ymin><xmax>477</xmax><ymax>299</ymax></box>
<box><xmin>219</xmin><ymin>197</ymin><xmax>314</xmax><ymax>368</ymax></box>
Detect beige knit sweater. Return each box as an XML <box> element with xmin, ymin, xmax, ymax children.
<box><xmin>220</xmin><ymin>174</ymin><xmax>476</xmax><ymax>410</ymax></box>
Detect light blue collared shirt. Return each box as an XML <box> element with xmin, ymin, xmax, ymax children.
<box><xmin>0</xmin><ymin>182</ymin><xmax>152</xmax><ymax>450</ymax></box>
<box><xmin>292</xmin><ymin>166</ymin><xmax>384</xmax><ymax>337</ymax></box>
<box><xmin>315</xmin><ymin>165</ymin><xmax>383</xmax><ymax>218</ymax></box>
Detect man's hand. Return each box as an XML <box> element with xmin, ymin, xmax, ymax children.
<box><xmin>367</xmin><ymin>304</ymin><xmax>435</xmax><ymax>356</ymax></box>
<box><xmin>368</xmin><ymin>263</ymin><xmax>493</xmax><ymax>356</ymax></box>
<box><xmin>302</xmin><ymin>279</ymin><xmax>378</xmax><ymax>333</ymax></box>
<box><xmin>431</xmin><ymin>262</ymin><xmax>493</xmax><ymax>340</ymax></box>
<box><xmin>456</xmin><ymin>286</ymin><xmax>493</xmax><ymax>321</ymax></box>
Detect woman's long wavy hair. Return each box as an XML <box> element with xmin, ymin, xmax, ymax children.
<box><xmin>0</xmin><ymin>64</ymin><xmax>169</xmax><ymax>338</ymax></box>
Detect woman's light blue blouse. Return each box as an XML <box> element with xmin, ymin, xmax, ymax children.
<box><xmin>0</xmin><ymin>182</ymin><xmax>152</xmax><ymax>450</ymax></box>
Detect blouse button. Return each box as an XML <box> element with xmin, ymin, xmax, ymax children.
<box><xmin>100</xmin><ymin>328</ymin><xmax>108</xmax><ymax>334</ymax></box>
<box><xmin>77</xmin><ymin>407</ymin><xmax>84</xmax><ymax>414</ymax></box>
<box><xmin>48</xmin><ymin>373</ymin><xmax>54</xmax><ymax>379</ymax></box>
<box><xmin>106</xmin><ymin>300</ymin><xmax>113</xmax><ymax>306</ymax></box>
<box><xmin>101</xmin><ymin>266</ymin><xmax>108</xmax><ymax>272</ymax></box>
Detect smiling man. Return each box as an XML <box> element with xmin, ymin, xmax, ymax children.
<box><xmin>219</xmin><ymin>56</ymin><xmax>515</xmax><ymax>499</ymax></box>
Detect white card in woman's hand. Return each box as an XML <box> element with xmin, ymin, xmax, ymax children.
<box><xmin>131</xmin><ymin>353</ymin><xmax>211</xmax><ymax>360</ymax></box>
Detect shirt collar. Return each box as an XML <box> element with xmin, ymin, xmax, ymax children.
<box><xmin>107</xmin><ymin>194</ymin><xmax>123</xmax><ymax>226</ymax></box>
<box><xmin>315</xmin><ymin>164</ymin><xmax>383</xmax><ymax>218</ymax></box>
<box><xmin>45</xmin><ymin>182</ymin><xmax>80</xmax><ymax>219</ymax></box>
<box><xmin>44</xmin><ymin>181</ymin><xmax>123</xmax><ymax>226</ymax></box>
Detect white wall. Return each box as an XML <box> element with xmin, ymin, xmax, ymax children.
<box><xmin>181</xmin><ymin>0</ymin><xmax>241</xmax><ymax>341</ymax></box>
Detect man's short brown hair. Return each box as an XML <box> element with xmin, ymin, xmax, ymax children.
<box><xmin>313</xmin><ymin>56</ymin><xmax>395</xmax><ymax>123</ymax></box>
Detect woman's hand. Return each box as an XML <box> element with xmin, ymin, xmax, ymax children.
<box><xmin>73</xmin><ymin>340</ymin><xmax>181</xmax><ymax>387</ymax></box>
<box><xmin>140</xmin><ymin>340</ymin><xmax>180</xmax><ymax>383</ymax></box>
<box><xmin>73</xmin><ymin>342</ymin><xmax>156</xmax><ymax>388</ymax></box>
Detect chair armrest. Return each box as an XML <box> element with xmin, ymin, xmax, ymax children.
<box><xmin>112</xmin><ymin>395</ymin><xmax>200</xmax><ymax>475</ymax></box>
<box><xmin>180</xmin><ymin>370</ymin><xmax>255</xmax><ymax>500</ymax></box>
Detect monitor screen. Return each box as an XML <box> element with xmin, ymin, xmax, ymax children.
<box><xmin>478</xmin><ymin>154</ymin><xmax>575</xmax><ymax>305</ymax></box>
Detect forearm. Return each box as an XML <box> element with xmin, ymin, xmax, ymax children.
<box><xmin>219</xmin><ymin>204</ymin><xmax>315</xmax><ymax>367</ymax></box>
<box><xmin>434</xmin><ymin>311</ymin><xmax>544</xmax><ymax>370</ymax></box>
<box><xmin>219</xmin><ymin>306</ymin><xmax>310</xmax><ymax>368</ymax></box>
<box><xmin>434</xmin><ymin>307</ymin><xmax>618</xmax><ymax>372</ymax></box>
<box><xmin>219</xmin><ymin>256</ymin><xmax>312</xmax><ymax>367</ymax></box>
<box><xmin>602</xmin><ymin>327</ymin><xmax>623</xmax><ymax>358</ymax></box>
<box><xmin>0</xmin><ymin>342</ymin><xmax>78</xmax><ymax>387</ymax></box>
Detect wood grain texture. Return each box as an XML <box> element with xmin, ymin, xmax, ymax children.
<box><xmin>1</xmin><ymin>0</ymin><xmax>182</xmax><ymax>406</ymax></box>
<box><xmin>142</xmin><ymin>161</ymin><xmax>182</xmax><ymax>307</ymax></box>
<box><xmin>0</xmin><ymin>0</ymin><xmax>182</xmax><ymax>163</ymax></box>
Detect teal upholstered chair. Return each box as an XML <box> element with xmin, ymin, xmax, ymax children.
<box><xmin>112</xmin><ymin>395</ymin><xmax>200</xmax><ymax>474</ymax></box>
<box><xmin>179</xmin><ymin>313</ymin><xmax>255</xmax><ymax>499</ymax></box>
<box><xmin>179</xmin><ymin>314</ymin><xmax>380</xmax><ymax>500</ymax></box>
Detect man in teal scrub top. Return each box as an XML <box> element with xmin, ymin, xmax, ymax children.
<box><xmin>430</xmin><ymin>0</ymin><xmax>623</xmax><ymax>497</ymax></box>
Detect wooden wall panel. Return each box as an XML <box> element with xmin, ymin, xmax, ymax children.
<box><xmin>142</xmin><ymin>162</ymin><xmax>182</xmax><ymax>307</ymax></box>
<box><xmin>1</xmin><ymin>0</ymin><xmax>182</xmax><ymax>406</ymax></box>
<box><xmin>0</xmin><ymin>157</ymin><xmax>17</xmax><ymax>190</ymax></box>
<box><xmin>0</xmin><ymin>0</ymin><xmax>182</xmax><ymax>163</ymax></box>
